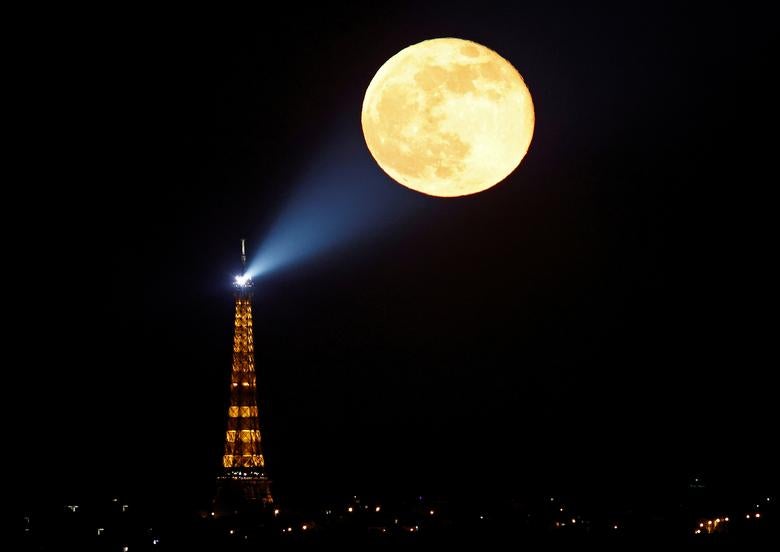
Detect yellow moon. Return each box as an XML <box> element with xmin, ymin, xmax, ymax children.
<box><xmin>362</xmin><ymin>38</ymin><xmax>535</xmax><ymax>197</ymax></box>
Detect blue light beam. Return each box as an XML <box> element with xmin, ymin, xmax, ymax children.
<box><xmin>246</xmin><ymin>122</ymin><xmax>425</xmax><ymax>279</ymax></box>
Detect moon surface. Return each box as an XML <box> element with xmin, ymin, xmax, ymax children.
<box><xmin>362</xmin><ymin>38</ymin><xmax>535</xmax><ymax>197</ymax></box>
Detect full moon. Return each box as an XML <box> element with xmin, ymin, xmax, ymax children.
<box><xmin>362</xmin><ymin>38</ymin><xmax>535</xmax><ymax>197</ymax></box>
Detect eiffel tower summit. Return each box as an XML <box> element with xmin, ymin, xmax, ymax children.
<box><xmin>214</xmin><ymin>239</ymin><xmax>274</xmax><ymax>514</ymax></box>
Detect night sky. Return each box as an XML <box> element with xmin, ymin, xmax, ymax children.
<box><xmin>24</xmin><ymin>2</ymin><xmax>775</xmax><ymax>508</ymax></box>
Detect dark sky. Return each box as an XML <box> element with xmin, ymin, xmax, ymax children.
<box><xmin>22</xmin><ymin>2</ymin><xmax>776</xmax><ymax>508</ymax></box>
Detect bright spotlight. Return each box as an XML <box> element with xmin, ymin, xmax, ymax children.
<box><xmin>234</xmin><ymin>274</ymin><xmax>250</xmax><ymax>287</ymax></box>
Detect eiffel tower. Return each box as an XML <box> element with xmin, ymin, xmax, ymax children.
<box><xmin>214</xmin><ymin>240</ymin><xmax>273</xmax><ymax>513</ymax></box>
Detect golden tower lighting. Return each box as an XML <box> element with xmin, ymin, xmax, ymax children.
<box><xmin>214</xmin><ymin>239</ymin><xmax>273</xmax><ymax>513</ymax></box>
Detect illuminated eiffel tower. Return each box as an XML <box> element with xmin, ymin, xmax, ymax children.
<box><xmin>214</xmin><ymin>240</ymin><xmax>273</xmax><ymax>513</ymax></box>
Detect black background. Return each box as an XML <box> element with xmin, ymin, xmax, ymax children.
<box><xmin>20</xmin><ymin>1</ymin><xmax>776</xmax><ymax>509</ymax></box>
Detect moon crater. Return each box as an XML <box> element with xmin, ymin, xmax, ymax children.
<box><xmin>362</xmin><ymin>38</ymin><xmax>535</xmax><ymax>197</ymax></box>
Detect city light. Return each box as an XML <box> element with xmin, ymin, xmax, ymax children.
<box><xmin>697</xmin><ymin>516</ymin><xmax>730</xmax><ymax>534</ymax></box>
<box><xmin>27</xmin><ymin>488</ymin><xmax>777</xmax><ymax>546</ymax></box>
